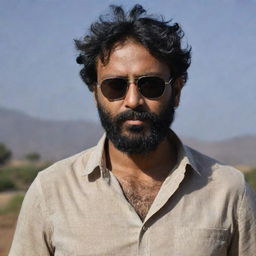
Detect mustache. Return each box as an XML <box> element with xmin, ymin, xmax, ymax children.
<box><xmin>114</xmin><ymin>109</ymin><xmax>159</xmax><ymax>123</ymax></box>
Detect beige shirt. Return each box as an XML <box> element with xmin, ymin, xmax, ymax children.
<box><xmin>9</xmin><ymin>131</ymin><xmax>256</xmax><ymax>256</ymax></box>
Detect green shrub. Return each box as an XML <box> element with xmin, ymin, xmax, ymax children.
<box><xmin>0</xmin><ymin>143</ymin><xmax>12</xmax><ymax>165</ymax></box>
<box><xmin>0</xmin><ymin>176</ymin><xmax>16</xmax><ymax>191</ymax></box>
<box><xmin>0</xmin><ymin>193</ymin><xmax>24</xmax><ymax>215</ymax></box>
<box><xmin>245</xmin><ymin>168</ymin><xmax>256</xmax><ymax>191</ymax></box>
<box><xmin>14</xmin><ymin>165</ymin><xmax>40</xmax><ymax>185</ymax></box>
<box><xmin>25</xmin><ymin>152</ymin><xmax>41</xmax><ymax>162</ymax></box>
<box><xmin>0</xmin><ymin>163</ymin><xmax>50</xmax><ymax>191</ymax></box>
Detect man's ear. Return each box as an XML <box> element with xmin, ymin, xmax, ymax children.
<box><xmin>173</xmin><ymin>77</ymin><xmax>184</xmax><ymax>107</ymax></box>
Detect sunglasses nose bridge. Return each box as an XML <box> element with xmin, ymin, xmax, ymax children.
<box><xmin>126</xmin><ymin>77</ymin><xmax>138</xmax><ymax>86</ymax></box>
<box><xmin>123</xmin><ymin>79</ymin><xmax>144</xmax><ymax>108</ymax></box>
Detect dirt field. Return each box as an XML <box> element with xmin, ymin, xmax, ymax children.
<box><xmin>0</xmin><ymin>213</ymin><xmax>17</xmax><ymax>256</ymax></box>
<box><xmin>0</xmin><ymin>192</ymin><xmax>21</xmax><ymax>256</ymax></box>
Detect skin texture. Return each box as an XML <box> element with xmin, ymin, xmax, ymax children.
<box><xmin>94</xmin><ymin>39</ymin><xmax>183</xmax><ymax>220</ymax></box>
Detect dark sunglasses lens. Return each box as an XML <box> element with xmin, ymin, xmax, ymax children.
<box><xmin>101</xmin><ymin>78</ymin><xmax>127</xmax><ymax>100</ymax></box>
<box><xmin>139</xmin><ymin>77</ymin><xmax>165</xmax><ymax>98</ymax></box>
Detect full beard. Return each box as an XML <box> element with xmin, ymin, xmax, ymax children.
<box><xmin>96</xmin><ymin>101</ymin><xmax>175</xmax><ymax>155</ymax></box>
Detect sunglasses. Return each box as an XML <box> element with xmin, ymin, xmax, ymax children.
<box><xmin>97</xmin><ymin>75</ymin><xmax>173</xmax><ymax>101</ymax></box>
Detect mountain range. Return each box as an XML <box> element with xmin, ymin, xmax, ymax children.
<box><xmin>0</xmin><ymin>106</ymin><xmax>255</xmax><ymax>167</ymax></box>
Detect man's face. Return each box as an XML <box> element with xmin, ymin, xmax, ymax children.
<box><xmin>94</xmin><ymin>40</ymin><xmax>180</xmax><ymax>154</ymax></box>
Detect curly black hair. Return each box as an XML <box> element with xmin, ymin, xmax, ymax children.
<box><xmin>75</xmin><ymin>4</ymin><xmax>191</xmax><ymax>92</ymax></box>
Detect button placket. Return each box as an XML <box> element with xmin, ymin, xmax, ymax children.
<box><xmin>138</xmin><ymin>224</ymin><xmax>150</xmax><ymax>256</ymax></box>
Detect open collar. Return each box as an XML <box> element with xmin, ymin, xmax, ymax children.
<box><xmin>81</xmin><ymin>130</ymin><xmax>200</xmax><ymax>177</ymax></box>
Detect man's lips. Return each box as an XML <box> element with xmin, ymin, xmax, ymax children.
<box><xmin>124</xmin><ymin>119</ymin><xmax>145</xmax><ymax>125</ymax></box>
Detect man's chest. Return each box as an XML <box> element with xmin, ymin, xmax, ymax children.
<box><xmin>46</xmin><ymin>177</ymin><xmax>232</xmax><ymax>256</ymax></box>
<box><xmin>116</xmin><ymin>177</ymin><xmax>162</xmax><ymax>220</ymax></box>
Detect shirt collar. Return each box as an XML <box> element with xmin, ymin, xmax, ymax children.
<box><xmin>82</xmin><ymin>133</ymin><xmax>107</xmax><ymax>176</ymax></box>
<box><xmin>169</xmin><ymin>130</ymin><xmax>201</xmax><ymax>176</ymax></box>
<box><xmin>81</xmin><ymin>130</ymin><xmax>200</xmax><ymax>176</ymax></box>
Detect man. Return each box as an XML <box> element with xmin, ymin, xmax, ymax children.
<box><xmin>10</xmin><ymin>5</ymin><xmax>256</xmax><ymax>256</ymax></box>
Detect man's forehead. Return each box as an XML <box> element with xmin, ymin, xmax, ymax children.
<box><xmin>96</xmin><ymin>40</ymin><xmax>170</xmax><ymax>79</ymax></box>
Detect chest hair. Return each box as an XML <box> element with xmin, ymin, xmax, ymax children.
<box><xmin>117</xmin><ymin>177</ymin><xmax>162</xmax><ymax>221</ymax></box>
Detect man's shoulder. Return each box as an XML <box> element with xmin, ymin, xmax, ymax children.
<box><xmin>21</xmin><ymin>144</ymin><xmax>102</xmax><ymax>215</ymax></box>
<box><xmin>184</xmin><ymin>145</ymin><xmax>246</xmax><ymax>192</ymax></box>
<box><xmin>37</xmin><ymin>145</ymin><xmax>97</xmax><ymax>182</ymax></box>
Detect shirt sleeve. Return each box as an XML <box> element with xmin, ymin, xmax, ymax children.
<box><xmin>228</xmin><ymin>182</ymin><xmax>256</xmax><ymax>256</ymax></box>
<box><xmin>9</xmin><ymin>175</ymin><xmax>54</xmax><ymax>256</ymax></box>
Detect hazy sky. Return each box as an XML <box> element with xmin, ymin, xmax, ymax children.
<box><xmin>0</xmin><ymin>0</ymin><xmax>255</xmax><ymax>140</ymax></box>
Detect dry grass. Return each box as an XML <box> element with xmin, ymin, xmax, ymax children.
<box><xmin>0</xmin><ymin>213</ymin><xmax>17</xmax><ymax>256</ymax></box>
<box><xmin>0</xmin><ymin>192</ymin><xmax>23</xmax><ymax>256</ymax></box>
<box><xmin>234</xmin><ymin>165</ymin><xmax>254</xmax><ymax>173</ymax></box>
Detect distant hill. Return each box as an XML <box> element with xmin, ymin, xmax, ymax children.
<box><xmin>182</xmin><ymin>137</ymin><xmax>256</xmax><ymax>167</ymax></box>
<box><xmin>0</xmin><ymin>106</ymin><xmax>255</xmax><ymax>166</ymax></box>
<box><xmin>0</xmin><ymin>107</ymin><xmax>103</xmax><ymax>161</ymax></box>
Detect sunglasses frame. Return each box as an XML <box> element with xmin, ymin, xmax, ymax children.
<box><xmin>97</xmin><ymin>75</ymin><xmax>173</xmax><ymax>101</ymax></box>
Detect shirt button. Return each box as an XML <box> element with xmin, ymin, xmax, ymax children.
<box><xmin>142</xmin><ymin>225</ymin><xmax>147</xmax><ymax>231</ymax></box>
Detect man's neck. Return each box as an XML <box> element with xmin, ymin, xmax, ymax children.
<box><xmin>106</xmin><ymin>136</ymin><xmax>177</xmax><ymax>183</ymax></box>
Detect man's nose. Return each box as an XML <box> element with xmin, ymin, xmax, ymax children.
<box><xmin>123</xmin><ymin>82</ymin><xmax>145</xmax><ymax>109</ymax></box>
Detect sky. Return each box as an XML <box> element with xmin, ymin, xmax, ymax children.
<box><xmin>0</xmin><ymin>0</ymin><xmax>255</xmax><ymax>141</ymax></box>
